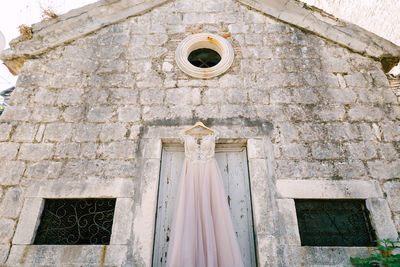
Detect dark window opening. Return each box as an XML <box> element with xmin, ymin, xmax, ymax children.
<box><xmin>188</xmin><ymin>48</ymin><xmax>221</xmax><ymax>68</ymax></box>
<box><xmin>295</xmin><ymin>199</ymin><xmax>376</xmax><ymax>247</ymax></box>
<box><xmin>34</xmin><ymin>198</ymin><xmax>116</xmax><ymax>245</ymax></box>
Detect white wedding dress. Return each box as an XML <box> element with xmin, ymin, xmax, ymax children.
<box><xmin>166</xmin><ymin>134</ymin><xmax>244</xmax><ymax>267</ymax></box>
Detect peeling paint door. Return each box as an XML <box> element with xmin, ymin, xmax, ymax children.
<box><xmin>152</xmin><ymin>144</ymin><xmax>257</xmax><ymax>267</ymax></box>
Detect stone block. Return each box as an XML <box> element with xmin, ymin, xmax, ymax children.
<box><xmin>275</xmin><ymin>160</ymin><xmax>334</xmax><ymax>179</ymax></box>
<box><xmin>302</xmin><ymin>161</ymin><xmax>335</xmax><ymax>178</ymax></box>
<box><xmin>0</xmin><ymin>106</ymin><xmax>30</xmax><ymax>121</ymax></box>
<box><xmin>344</xmin><ymin>73</ymin><xmax>369</xmax><ymax>87</ymax></box>
<box><xmin>117</xmin><ymin>106</ymin><xmax>141</xmax><ymax>122</ymax></box>
<box><xmin>87</xmin><ymin>106</ymin><xmax>114</xmax><ymax>122</ymax></box>
<box><xmin>146</xmin><ymin>34</ymin><xmax>168</xmax><ymax>46</ymax></box>
<box><xmin>334</xmin><ymin>160</ymin><xmax>367</xmax><ymax>178</ymax></box>
<box><xmin>11</xmin><ymin>123</ymin><xmax>38</xmax><ymax>142</ymax></box>
<box><xmin>0</xmin><ymin>142</ymin><xmax>19</xmax><ymax>159</ymax></box>
<box><xmin>303</xmin><ymin>72</ymin><xmax>324</xmax><ymax>87</ymax></box>
<box><xmin>247</xmin><ymin>139</ymin><xmax>266</xmax><ymax>159</ymax></box>
<box><xmin>323</xmin><ymin>88</ymin><xmax>357</xmax><ymax>103</ymax></box>
<box><xmin>379</xmin><ymin>143</ymin><xmax>399</xmax><ymax>160</ymax></box>
<box><xmin>136</xmin><ymin>72</ymin><xmax>163</xmax><ymax>88</ymax></box>
<box><xmin>54</xmin><ymin>142</ymin><xmax>80</xmax><ymax>159</ymax></box>
<box><xmin>291</xmin><ymin>87</ymin><xmax>319</xmax><ymax>104</ymax></box>
<box><xmin>56</xmin><ymin>88</ymin><xmax>84</xmax><ymax>105</ymax></box>
<box><xmin>276</xmin><ymin>122</ymin><xmax>299</xmax><ymax>143</ymax></box>
<box><xmin>381</xmin><ymin>122</ymin><xmax>400</xmax><ymax>141</ymax></box>
<box><xmin>6</xmin><ymin>245</ymin><xmax>127</xmax><ymax>266</ymax></box>
<box><xmin>25</xmin><ymin>161</ymin><xmax>63</xmax><ymax>179</ymax></box>
<box><xmin>0</xmin><ymin>161</ymin><xmax>25</xmax><ymax>185</ymax></box>
<box><xmin>276</xmin><ymin>199</ymin><xmax>301</xmax><ymax>245</ymax></box>
<box><xmin>270</xmin><ymin>88</ymin><xmax>292</xmax><ymax>103</ymax></box>
<box><xmin>142</xmin><ymin>105</ymin><xmax>169</xmax><ymax>121</ymax></box>
<box><xmin>281</xmin><ymin>143</ymin><xmax>308</xmax><ymax>159</ymax></box>
<box><xmin>31</xmin><ymin>106</ymin><xmax>60</xmax><ymax>122</ymax></box>
<box><xmin>59</xmin><ymin>159</ymin><xmax>104</xmax><ymax>179</ymax></box>
<box><xmin>346</xmin><ymin>142</ymin><xmax>377</xmax><ymax>160</ymax></box>
<box><xmin>277</xmin><ymin>179</ymin><xmax>382</xmax><ymax>199</ymax></box>
<box><xmin>248</xmin><ymin>159</ymin><xmax>269</xmax><ymax>223</ymax></box>
<box><xmin>44</xmin><ymin>123</ymin><xmax>73</xmax><ymax>142</ymax></box>
<box><xmin>62</xmin><ymin>106</ymin><xmax>86</xmax><ymax>122</ymax></box>
<box><xmin>99</xmin><ymin>123</ymin><xmax>127</xmax><ymax>142</ymax></box>
<box><xmin>165</xmin><ymin>87</ymin><xmax>193</xmax><ymax>105</ymax></box>
<box><xmin>367</xmin><ymin>160</ymin><xmax>400</xmax><ymax>179</ymax></box>
<box><xmin>298</xmin><ymin>123</ymin><xmax>325</xmax><ymax>142</ymax></box>
<box><xmin>0</xmin><ymin>219</ymin><xmax>15</xmax><ymax>243</ymax></box>
<box><xmin>12</xmin><ymin>198</ymin><xmax>43</xmax><ymax>244</ymax></box>
<box><xmin>0</xmin><ymin>187</ymin><xmax>24</xmax><ymax>219</ymax></box>
<box><xmin>311</xmin><ymin>143</ymin><xmax>343</xmax><ymax>159</ymax></box>
<box><xmin>104</xmin><ymin>160</ymin><xmax>135</xmax><ymax>178</ymax></box>
<box><xmin>0</xmin><ymin>245</ymin><xmax>9</xmax><ymax>264</ymax></box>
<box><xmin>7</xmin><ymin>87</ymin><xmax>30</xmax><ymax>105</ymax></box>
<box><xmin>348</xmin><ymin>105</ymin><xmax>383</xmax><ymax>121</ymax></box>
<box><xmin>314</xmin><ymin>104</ymin><xmax>345</xmax><ymax>121</ymax></box>
<box><xmin>104</xmin><ymin>245</ymin><xmax>129</xmax><ymax>265</ymax></box>
<box><xmin>80</xmin><ymin>142</ymin><xmax>98</xmax><ymax>159</ymax></box>
<box><xmin>36</xmin><ymin>124</ymin><xmax>46</xmax><ymax>142</ymax></box>
<box><xmin>383</xmin><ymin>181</ymin><xmax>400</xmax><ymax>212</ymax></box>
<box><xmin>72</xmin><ymin>123</ymin><xmax>101</xmax><ymax>142</ymax></box>
<box><xmin>366</xmin><ymin>198</ymin><xmax>398</xmax><ymax>240</ymax></box>
<box><xmin>242</xmin><ymin>46</ymin><xmax>274</xmax><ymax>59</ymax></box>
<box><xmin>32</xmin><ymin>88</ymin><xmax>57</xmax><ymax>105</ymax></box>
<box><xmin>321</xmin><ymin>58</ymin><xmax>351</xmax><ymax>73</ymax></box>
<box><xmin>228</xmin><ymin>23</ymin><xmax>249</xmax><ymax>33</ymax></box>
<box><xmin>140</xmin><ymin>88</ymin><xmax>164</xmax><ymax>105</ymax></box>
<box><xmin>325</xmin><ymin>122</ymin><xmax>360</xmax><ymax>141</ymax></box>
<box><xmin>129</xmin><ymin>60</ymin><xmax>152</xmax><ymax>73</ymax></box>
<box><xmin>245</xmin><ymin>33</ymin><xmax>263</xmax><ymax>45</ymax></box>
<box><xmin>99</xmin><ymin>141</ymin><xmax>136</xmax><ymax>159</ymax></box>
<box><xmin>218</xmin><ymin>74</ymin><xmax>243</xmax><ymax>88</ymax></box>
<box><xmin>110</xmin><ymin>198</ymin><xmax>134</xmax><ymax>244</ymax></box>
<box><xmin>358</xmin><ymin>122</ymin><xmax>380</xmax><ymax>141</ymax></box>
<box><xmin>0</xmin><ymin>123</ymin><xmax>12</xmax><ymax>141</ymax></box>
<box><xmin>110</xmin><ymin>88</ymin><xmax>138</xmax><ymax>105</ymax></box>
<box><xmin>18</xmin><ymin>143</ymin><xmax>54</xmax><ymax>161</ymax></box>
<box><xmin>226</xmin><ymin>88</ymin><xmax>248</xmax><ymax>104</ymax></box>
<box><xmin>143</xmin><ymin>139</ymin><xmax>162</xmax><ymax>159</ymax></box>
<box><xmin>249</xmin><ymin>89</ymin><xmax>269</xmax><ymax>104</ymax></box>
<box><xmin>203</xmin><ymin>88</ymin><xmax>225</xmax><ymax>104</ymax></box>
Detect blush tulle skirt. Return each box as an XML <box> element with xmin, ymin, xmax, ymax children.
<box><xmin>166</xmin><ymin>158</ymin><xmax>244</xmax><ymax>267</ymax></box>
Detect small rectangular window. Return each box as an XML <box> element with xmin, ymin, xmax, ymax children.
<box><xmin>34</xmin><ymin>198</ymin><xmax>116</xmax><ymax>245</ymax></box>
<box><xmin>295</xmin><ymin>199</ymin><xmax>376</xmax><ymax>247</ymax></box>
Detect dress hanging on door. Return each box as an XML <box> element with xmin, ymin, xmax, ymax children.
<box><xmin>166</xmin><ymin>133</ymin><xmax>244</xmax><ymax>267</ymax></box>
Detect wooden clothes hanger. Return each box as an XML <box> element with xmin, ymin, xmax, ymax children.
<box><xmin>183</xmin><ymin>121</ymin><xmax>215</xmax><ymax>136</ymax></box>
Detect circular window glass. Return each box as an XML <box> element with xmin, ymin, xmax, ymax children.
<box><xmin>175</xmin><ymin>33</ymin><xmax>234</xmax><ymax>79</ymax></box>
<box><xmin>188</xmin><ymin>48</ymin><xmax>221</xmax><ymax>68</ymax></box>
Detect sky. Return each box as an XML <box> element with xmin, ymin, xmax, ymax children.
<box><xmin>0</xmin><ymin>0</ymin><xmax>399</xmax><ymax>92</ymax></box>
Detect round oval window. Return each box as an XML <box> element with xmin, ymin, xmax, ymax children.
<box><xmin>175</xmin><ymin>33</ymin><xmax>234</xmax><ymax>79</ymax></box>
<box><xmin>188</xmin><ymin>48</ymin><xmax>221</xmax><ymax>68</ymax></box>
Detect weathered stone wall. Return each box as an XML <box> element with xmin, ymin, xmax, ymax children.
<box><xmin>0</xmin><ymin>0</ymin><xmax>399</xmax><ymax>265</ymax></box>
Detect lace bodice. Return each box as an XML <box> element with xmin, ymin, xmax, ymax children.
<box><xmin>182</xmin><ymin>134</ymin><xmax>216</xmax><ymax>161</ymax></box>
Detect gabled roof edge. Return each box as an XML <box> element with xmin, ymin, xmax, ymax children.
<box><xmin>236</xmin><ymin>0</ymin><xmax>400</xmax><ymax>71</ymax></box>
<box><xmin>0</xmin><ymin>0</ymin><xmax>171</xmax><ymax>74</ymax></box>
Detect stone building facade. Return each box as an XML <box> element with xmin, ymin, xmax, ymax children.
<box><xmin>0</xmin><ymin>0</ymin><xmax>399</xmax><ymax>266</ymax></box>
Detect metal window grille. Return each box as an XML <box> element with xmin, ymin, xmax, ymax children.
<box><xmin>295</xmin><ymin>199</ymin><xmax>376</xmax><ymax>246</ymax></box>
<box><xmin>34</xmin><ymin>198</ymin><xmax>116</xmax><ymax>245</ymax></box>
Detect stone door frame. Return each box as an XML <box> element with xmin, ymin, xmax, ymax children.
<box><xmin>133</xmin><ymin>125</ymin><xmax>276</xmax><ymax>266</ymax></box>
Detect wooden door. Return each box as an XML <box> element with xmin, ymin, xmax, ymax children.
<box><xmin>152</xmin><ymin>144</ymin><xmax>257</xmax><ymax>267</ymax></box>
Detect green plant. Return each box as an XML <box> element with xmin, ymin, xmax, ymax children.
<box><xmin>350</xmin><ymin>233</ymin><xmax>400</xmax><ymax>267</ymax></box>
